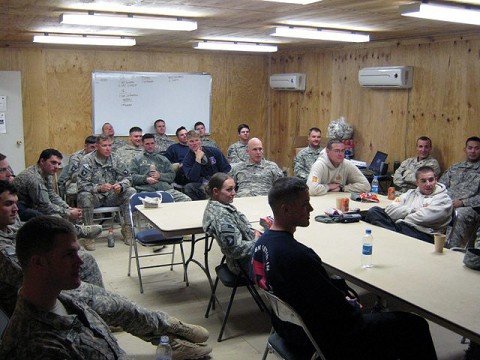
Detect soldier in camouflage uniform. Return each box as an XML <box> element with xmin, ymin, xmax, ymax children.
<box><xmin>203</xmin><ymin>173</ymin><xmax>259</xmax><ymax>275</ymax></box>
<box><xmin>101</xmin><ymin>122</ymin><xmax>127</xmax><ymax>152</ymax></box>
<box><xmin>116</xmin><ymin>126</ymin><xmax>144</xmax><ymax>166</ymax></box>
<box><xmin>0</xmin><ymin>216</ymin><xmax>212</xmax><ymax>360</ymax></box>
<box><xmin>12</xmin><ymin>149</ymin><xmax>102</xmax><ymax>246</ymax></box>
<box><xmin>231</xmin><ymin>138</ymin><xmax>284</xmax><ymax>197</ymax></box>
<box><xmin>77</xmin><ymin>135</ymin><xmax>137</xmax><ymax>248</ymax></box>
<box><xmin>0</xmin><ymin>181</ymin><xmax>105</xmax><ymax>314</ymax></box>
<box><xmin>439</xmin><ymin>136</ymin><xmax>480</xmax><ymax>248</ymax></box>
<box><xmin>154</xmin><ymin>119</ymin><xmax>175</xmax><ymax>154</ymax></box>
<box><xmin>294</xmin><ymin>127</ymin><xmax>324</xmax><ymax>182</ymax></box>
<box><xmin>227</xmin><ymin>123</ymin><xmax>250</xmax><ymax>163</ymax></box>
<box><xmin>394</xmin><ymin>136</ymin><xmax>441</xmax><ymax>193</ymax></box>
<box><xmin>130</xmin><ymin>134</ymin><xmax>191</xmax><ymax>202</ymax></box>
<box><xmin>194</xmin><ymin>121</ymin><xmax>219</xmax><ymax>149</ymax></box>
<box><xmin>57</xmin><ymin>135</ymin><xmax>97</xmax><ymax>204</ymax></box>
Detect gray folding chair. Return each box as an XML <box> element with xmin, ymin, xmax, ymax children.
<box><xmin>262</xmin><ymin>291</ymin><xmax>327</xmax><ymax>360</ymax></box>
<box><xmin>127</xmin><ymin>191</ymin><xmax>188</xmax><ymax>293</ymax></box>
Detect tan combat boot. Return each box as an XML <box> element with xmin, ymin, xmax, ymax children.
<box><xmin>82</xmin><ymin>238</ymin><xmax>96</xmax><ymax>251</ymax></box>
<box><xmin>121</xmin><ymin>225</ymin><xmax>133</xmax><ymax>246</ymax></box>
<box><xmin>170</xmin><ymin>338</ymin><xmax>212</xmax><ymax>360</ymax></box>
<box><xmin>167</xmin><ymin>317</ymin><xmax>209</xmax><ymax>344</ymax></box>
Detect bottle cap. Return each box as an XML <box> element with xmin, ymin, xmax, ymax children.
<box><xmin>366</xmin><ymin>229</ymin><xmax>372</xmax><ymax>234</ymax></box>
<box><xmin>160</xmin><ymin>335</ymin><xmax>169</xmax><ymax>344</ymax></box>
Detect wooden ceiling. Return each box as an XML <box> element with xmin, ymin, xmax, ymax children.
<box><xmin>1</xmin><ymin>0</ymin><xmax>480</xmax><ymax>51</ymax></box>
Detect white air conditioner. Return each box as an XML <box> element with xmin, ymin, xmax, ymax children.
<box><xmin>358</xmin><ymin>66</ymin><xmax>413</xmax><ymax>89</ymax></box>
<box><xmin>269</xmin><ymin>73</ymin><xmax>306</xmax><ymax>91</ymax></box>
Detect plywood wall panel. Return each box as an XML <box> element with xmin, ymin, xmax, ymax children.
<box><xmin>270</xmin><ymin>35</ymin><xmax>480</xmax><ymax>174</ymax></box>
<box><xmin>0</xmin><ymin>48</ymin><xmax>268</xmax><ymax>166</ymax></box>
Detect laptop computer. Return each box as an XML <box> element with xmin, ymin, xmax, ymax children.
<box><xmin>360</xmin><ymin>151</ymin><xmax>388</xmax><ymax>176</ymax></box>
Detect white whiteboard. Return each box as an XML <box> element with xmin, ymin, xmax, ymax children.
<box><xmin>92</xmin><ymin>71</ymin><xmax>212</xmax><ymax>136</ymax></box>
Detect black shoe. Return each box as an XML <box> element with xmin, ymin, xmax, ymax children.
<box><xmin>465</xmin><ymin>342</ymin><xmax>480</xmax><ymax>360</ymax></box>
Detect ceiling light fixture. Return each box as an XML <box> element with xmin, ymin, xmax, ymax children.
<box><xmin>60</xmin><ymin>13</ymin><xmax>197</xmax><ymax>31</ymax></box>
<box><xmin>261</xmin><ymin>0</ymin><xmax>322</xmax><ymax>4</ymax></box>
<box><xmin>271</xmin><ymin>26</ymin><xmax>370</xmax><ymax>43</ymax></box>
<box><xmin>33</xmin><ymin>34</ymin><xmax>136</xmax><ymax>46</ymax></box>
<box><xmin>400</xmin><ymin>2</ymin><xmax>480</xmax><ymax>26</ymax></box>
<box><xmin>194</xmin><ymin>41</ymin><xmax>278</xmax><ymax>52</ymax></box>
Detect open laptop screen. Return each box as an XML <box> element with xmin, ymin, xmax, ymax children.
<box><xmin>369</xmin><ymin>151</ymin><xmax>388</xmax><ymax>174</ymax></box>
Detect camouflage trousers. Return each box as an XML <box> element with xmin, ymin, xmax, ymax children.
<box><xmin>67</xmin><ymin>282</ymin><xmax>171</xmax><ymax>344</ymax></box>
<box><xmin>446</xmin><ymin>207</ymin><xmax>480</xmax><ymax>248</ymax></box>
<box><xmin>77</xmin><ymin>188</ymin><xmax>136</xmax><ymax>225</ymax></box>
<box><xmin>79</xmin><ymin>249</ymin><xmax>104</xmax><ymax>288</ymax></box>
<box><xmin>166</xmin><ymin>189</ymin><xmax>192</xmax><ymax>202</ymax></box>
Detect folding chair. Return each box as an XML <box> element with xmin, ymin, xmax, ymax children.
<box><xmin>93</xmin><ymin>206</ymin><xmax>122</xmax><ymax>230</ymax></box>
<box><xmin>127</xmin><ymin>191</ymin><xmax>188</xmax><ymax>293</ymax></box>
<box><xmin>205</xmin><ymin>257</ymin><xmax>267</xmax><ymax>342</ymax></box>
<box><xmin>262</xmin><ymin>291</ymin><xmax>327</xmax><ymax>360</ymax></box>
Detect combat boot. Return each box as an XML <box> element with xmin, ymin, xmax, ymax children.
<box><xmin>75</xmin><ymin>224</ymin><xmax>103</xmax><ymax>239</ymax></box>
<box><xmin>121</xmin><ymin>225</ymin><xmax>132</xmax><ymax>246</ymax></box>
<box><xmin>82</xmin><ymin>238</ymin><xmax>96</xmax><ymax>251</ymax></box>
<box><xmin>170</xmin><ymin>338</ymin><xmax>212</xmax><ymax>360</ymax></box>
<box><xmin>168</xmin><ymin>317</ymin><xmax>209</xmax><ymax>343</ymax></box>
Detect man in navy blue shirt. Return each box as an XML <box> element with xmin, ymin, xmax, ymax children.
<box><xmin>182</xmin><ymin>130</ymin><xmax>231</xmax><ymax>200</ymax></box>
<box><xmin>164</xmin><ymin>126</ymin><xmax>190</xmax><ymax>185</ymax></box>
<box><xmin>251</xmin><ymin>177</ymin><xmax>437</xmax><ymax>360</ymax></box>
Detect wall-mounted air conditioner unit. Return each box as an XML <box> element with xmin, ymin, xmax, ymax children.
<box><xmin>269</xmin><ymin>73</ymin><xmax>306</xmax><ymax>91</ymax></box>
<box><xmin>358</xmin><ymin>66</ymin><xmax>413</xmax><ymax>89</ymax></box>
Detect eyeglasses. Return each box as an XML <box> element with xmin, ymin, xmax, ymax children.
<box><xmin>331</xmin><ymin>149</ymin><xmax>346</xmax><ymax>154</ymax></box>
<box><xmin>0</xmin><ymin>167</ymin><xmax>10</xmax><ymax>173</ymax></box>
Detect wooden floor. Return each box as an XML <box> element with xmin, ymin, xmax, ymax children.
<box><xmin>92</xmin><ymin>230</ymin><xmax>468</xmax><ymax>360</ymax></box>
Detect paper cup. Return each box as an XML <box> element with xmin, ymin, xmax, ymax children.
<box><xmin>434</xmin><ymin>233</ymin><xmax>446</xmax><ymax>253</ymax></box>
<box><xmin>336</xmin><ymin>197</ymin><xmax>349</xmax><ymax>212</ymax></box>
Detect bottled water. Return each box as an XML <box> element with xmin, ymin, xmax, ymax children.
<box><xmin>361</xmin><ymin>229</ymin><xmax>373</xmax><ymax>268</ymax></box>
<box><xmin>155</xmin><ymin>335</ymin><xmax>172</xmax><ymax>360</ymax></box>
<box><xmin>107</xmin><ymin>228</ymin><xmax>115</xmax><ymax>248</ymax></box>
<box><xmin>371</xmin><ymin>176</ymin><xmax>379</xmax><ymax>194</ymax></box>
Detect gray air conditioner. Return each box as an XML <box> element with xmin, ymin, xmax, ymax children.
<box><xmin>269</xmin><ymin>73</ymin><xmax>306</xmax><ymax>91</ymax></box>
<box><xmin>358</xmin><ymin>66</ymin><xmax>413</xmax><ymax>89</ymax></box>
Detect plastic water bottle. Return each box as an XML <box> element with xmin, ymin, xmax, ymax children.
<box><xmin>371</xmin><ymin>176</ymin><xmax>379</xmax><ymax>194</ymax></box>
<box><xmin>107</xmin><ymin>228</ymin><xmax>115</xmax><ymax>248</ymax></box>
<box><xmin>361</xmin><ymin>229</ymin><xmax>373</xmax><ymax>268</ymax></box>
<box><xmin>155</xmin><ymin>335</ymin><xmax>172</xmax><ymax>360</ymax></box>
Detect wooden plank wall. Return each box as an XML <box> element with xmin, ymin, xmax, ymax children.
<box><xmin>0</xmin><ymin>48</ymin><xmax>269</xmax><ymax>166</ymax></box>
<box><xmin>269</xmin><ymin>35</ymin><xmax>480</xmax><ymax>174</ymax></box>
<box><xmin>1</xmin><ymin>35</ymin><xmax>479</xmax><ymax>173</ymax></box>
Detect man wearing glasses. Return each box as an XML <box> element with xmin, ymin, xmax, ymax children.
<box><xmin>307</xmin><ymin>139</ymin><xmax>370</xmax><ymax>196</ymax></box>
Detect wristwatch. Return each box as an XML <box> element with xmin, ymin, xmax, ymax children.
<box><xmin>339</xmin><ymin>185</ymin><xmax>344</xmax><ymax>192</ymax></box>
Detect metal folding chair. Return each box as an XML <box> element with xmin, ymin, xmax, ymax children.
<box><xmin>127</xmin><ymin>191</ymin><xmax>188</xmax><ymax>293</ymax></box>
<box><xmin>262</xmin><ymin>291</ymin><xmax>327</xmax><ymax>360</ymax></box>
<box><xmin>205</xmin><ymin>257</ymin><xmax>267</xmax><ymax>342</ymax></box>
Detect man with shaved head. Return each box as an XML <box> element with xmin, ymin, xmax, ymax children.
<box><xmin>230</xmin><ymin>137</ymin><xmax>284</xmax><ymax>197</ymax></box>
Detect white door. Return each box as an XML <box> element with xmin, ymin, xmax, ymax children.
<box><xmin>0</xmin><ymin>71</ymin><xmax>25</xmax><ymax>174</ymax></box>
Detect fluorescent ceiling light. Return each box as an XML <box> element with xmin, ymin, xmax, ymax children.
<box><xmin>194</xmin><ymin>41</ymin><xmax>277</xmax><ymax>52</ymax></box>
<box><xmin>261</xmin><ymin>0</ymin><xmax>322</xmax><ymax>4</ymax></box>
<box><xmin>60</xmin><ymin>13</ymin><xmax>197</xmax><ymax>31</ymax></box>
<box><xmin>400</xmin><ymin>2</ymin><xmax>480</xmax><ymax>26</ymax></box>
<box><xmin>33</xmin><ymin>34</ymin><xmax>136</xmax><ymax>46</ymax></box>
<box><xmin>271</xmin><ymin>26</ymin><xmax>370</xmax><ymax>43</ymax></box>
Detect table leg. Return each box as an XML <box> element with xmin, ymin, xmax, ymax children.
<box><xmin>184</xmin><ymin>234</ymin><xmax>214</xmax><ymax>292</ymax></box>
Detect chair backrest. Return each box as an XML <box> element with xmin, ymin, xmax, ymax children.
<box><xmin>128</xmin><ymin>191</ymin><xmax>175</xmax><ymax>230</ymax></box>
<box><xmin>263</xmin><ymin>291</ymin><xmax>327</xmax><ymax>360</ymax></box>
